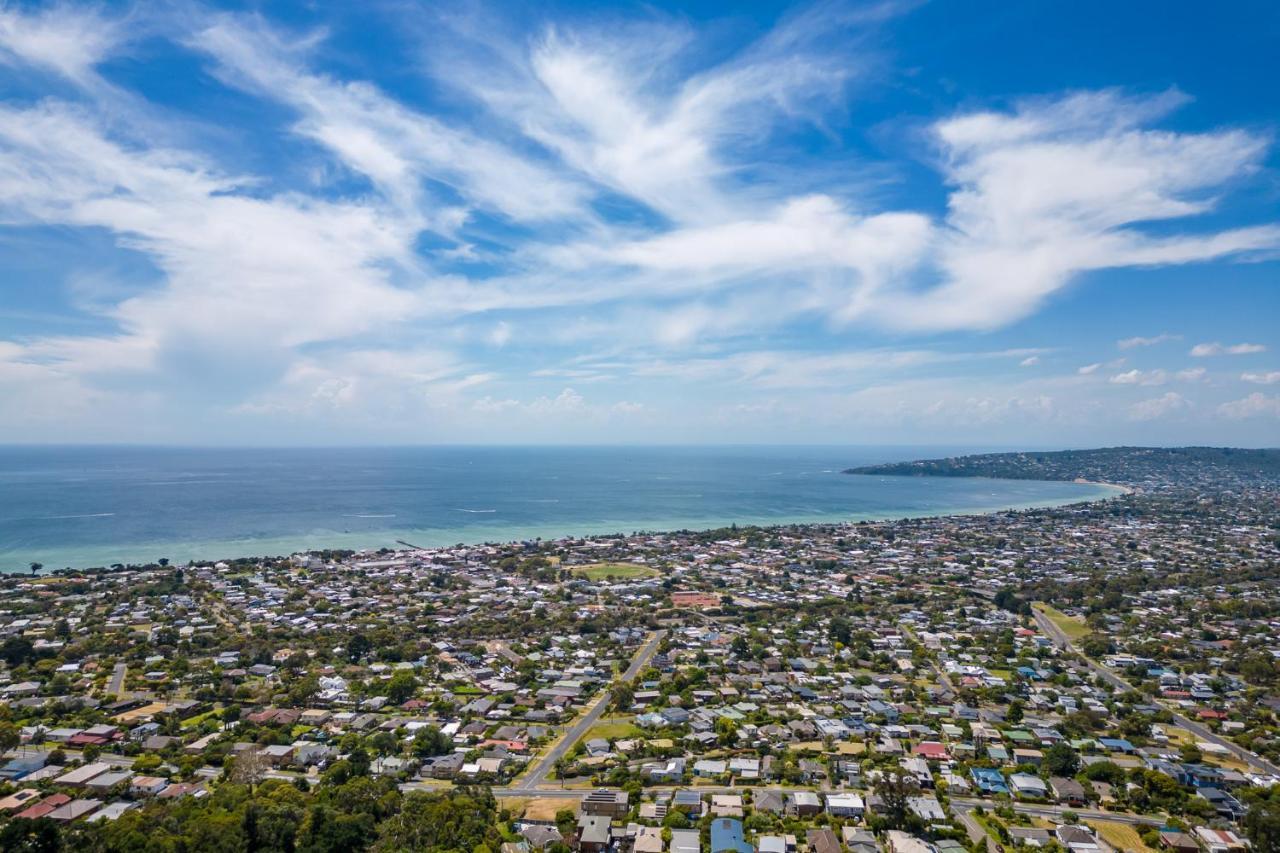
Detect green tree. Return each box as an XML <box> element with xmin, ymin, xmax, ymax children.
<box><xmin>412</xmin><ymin>726</ymin><xmax>452</xmax><ymax>758</ymax></box>
<box><xmin>1044</xmin><ymin>742</ymin><xmax>1080</xmax><ymax>777</ymax></box>
<box><xmin>372</xmin><ymin>789</ymin><xmax>499</xmax><ymax>852</ymax></box>
<box><xmin>384</xmin><ymin>670</ymin><xmax>417</xmax><ymax>705</ymax></box>
<box><xmin>876</xmin><ymin>768</ymin><xmax>920</xmax><ymax>830</ymax></box>
<box><xmin>0</xmin><ymin>721</ymin><xmax>20</xmax><ymax>756</ymax></box>
<box><xmin>1244</xmin><ymin>797</ymin><xmax>1280</xmax><ymax>853</ymax></box>
<box><xmin>611</xmin><ymin>682</ymin><xmax>634</xmax><ymax>712</ymax></box>
<box><xmin>715</xmin><ymin>716</ymin><xmax>738</xmax><ymax>746</ymax></box>
<box><xmin>348</xmin><ymin>747</ymin><xmax>371</xmax><ymax>778</ymax></box>
<box><xmin>0</xmin><ymin>817</ymin><xmax>62</xmax><ymax>852</ymax></box>
<box><xmin>1240</xmin><ymin>654</ymin><xmax>1278</xmax><ymax>685</ymax></box>
<box><xmin>289</xmin><ymin>675</ymin><xmax>321</xmax><ymax>706</ymax></box>
<box><xmin>299</xmin><ymin>804</ymin><xmax>375</xmax><ymax>853</ymax></box>
<box><xmin>347</xmin><ymin>633</ymin><xmax>372</xmax><ymax>663</ymax></box>
<box><xmin>1</xmin><ymin>636</ymin><xmax>35</xmax><ymax>667</ymax></box>
<box><xmin>1081</xmin><ymin>760</ymin><xmax>1125</xmax><ymax>785</ymax></box>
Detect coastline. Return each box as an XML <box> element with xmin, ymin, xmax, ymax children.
<box><xmin>1072</xmin><ymin>477</ymin><xmax>1136</xmax><ymax>495</ymax></box>
<box><xmin>2</xmin><ymin>478</ymin><xmax>1124</xmax><ymax>574</ymax></box>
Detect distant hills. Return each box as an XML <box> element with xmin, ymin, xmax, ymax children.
<box><xmin>844</xmin><ymin>446</ymin><xmax>1280</xmax><ymax>487</ymax></box>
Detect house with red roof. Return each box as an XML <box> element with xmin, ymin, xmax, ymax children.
<box><xmin>15</xmin><ymin>793</ymin><xmax>71</xmax><ymax>820</ymax></box>
<box><xmin>913</xmin><ymin>741</ymin><xmax>949</xmax><ymax>761</ymax></box>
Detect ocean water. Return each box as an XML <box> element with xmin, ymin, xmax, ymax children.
<box><xmin>0</xmin><ymin>445</ymin><xmax>1120</xmax><ymax>571</ymax></box>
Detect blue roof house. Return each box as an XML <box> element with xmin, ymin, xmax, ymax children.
<box><xmin>711</xmin><ymin>818</ymin><xmax>753</xmax><ymax>853</ymax></box>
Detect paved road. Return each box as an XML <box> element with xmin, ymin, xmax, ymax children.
<box><xmin>108</xmin><ymin>663</ymin><xmax>128</xmax><ymax>698</ymax></box>
<box><xmin>1032</xmin><ymin>606</ymin><xmax>1279</xmax><ymax>776</ymax></box>
<box><xmin>403</xmin><ymin>781</ymin><xmax>1167</xmax><ymax>828</ymax></box>
<box><xmin>953</xmin><ymin>804</ymin><xmax>1001</xmax><ymax>853</ymax></box>
<box><xmin>900</xmin><ymin>623</ymin><xmax>955</xmax><ymax>691</ymax></box>
<box><xmin>510</xmin><ymin>630</ymin><xmax>666</xmax><ymax>792</ymax></box>
<box><xmin>951</xmin><ymin>797</ymin><xmax>1164</xmax><ymax>827</ymax></box>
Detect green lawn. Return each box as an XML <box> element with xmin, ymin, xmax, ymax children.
<box><xmin>571</xmin><ymin>562</ymin><xmax>660</xmax><ymax>581</ymax></box>
<box><xmin>585</xmin><ymin>718</ymin><xmax>642</xmax><ymax>741</ymax></box>
<box><xmin>1034</xmin><ymin>602</ymin><xmax>1091</xmax><ymax>641</ymax></box>
<box><xmin>181</xmin><ymin>710</ymin><xmax>218</xmax><ymax>729</ymax></box>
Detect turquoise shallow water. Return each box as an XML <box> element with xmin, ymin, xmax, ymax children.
<box><xmin>0</xmin><ymin>445</ymin><xmax>1120</xmax><ymax>571</ymax></box>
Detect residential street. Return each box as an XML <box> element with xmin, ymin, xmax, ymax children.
<box><xmin>511</xmin><ymin>630</ymin><xmax>666</xmax><ymax>792</ymax></box>
<box><xmin>1032</xmin><ymin>607</ymin><xmax>1280</xmax><ymax>775</ymax></box>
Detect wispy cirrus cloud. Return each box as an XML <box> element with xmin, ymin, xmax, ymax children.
<box><xmin>0</xmin><ymin>3</ymin><xmax>128</xmax><ymax>85</ymax></box>
<box><xmin>192</xmin><ymin>16</ymin><xmax>587</xmax><ymax>224</ymax></box>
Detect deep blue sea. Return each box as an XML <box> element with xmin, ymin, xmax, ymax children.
<box><xmin>0</xmin><ymin>446</ymin><xmax>1120</xmax><ymax>571</ymax></box>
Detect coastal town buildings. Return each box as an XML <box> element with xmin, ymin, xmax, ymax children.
<box><xmin>1</xmin><ymin>449</ymin><xmax>1278</xmax><ymax>850</ymax></box>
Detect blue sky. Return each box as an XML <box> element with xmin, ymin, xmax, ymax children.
<box><xmin>0</xmin><ymin>0</ymin><xmax>1277</xmax><ymax>446</ymax></box>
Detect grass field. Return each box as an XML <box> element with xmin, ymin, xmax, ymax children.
<box><xmin>181</xmin><ymin>710</ymin><xmax>218</xmax><ymax>729</ymax></box>
<box><xmin>586</xmin><ymin>717</ymin><xmax>642</xmax><ymax>741</ymax></box>
<box><xmin>499</xmin><ymin>797</ymin><xmax>575</xmax><ymax>821</ymax></box>
<box><xmin>1087</xmin><ymin>821</ymin><xmax>1155</xmax><ymax>853</ymax></box>
<box><xmin>1034</xmin><ymin>602</ymin><xmax>1092</xmax><ymax>641</ymax></box>
<box><xmin>571</xmin><ymin>562</ymin><xmax>661</xmax><ymax>581</ymax></box>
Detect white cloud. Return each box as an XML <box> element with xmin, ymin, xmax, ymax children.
<box><xmin>1241</xmin><ymin>371</ymin><xmax>1280</xmax><ymax>385</ymax></box>
<box><xmin>1110</xmin><ymin>367</ymin><xmax>1206</xmax><ymax>385</ymax></box>
<box><xmin>487</xmin><ymin>321</ymin><xmax>513</xmax><ymax>348</ymax></box>
<box><xmin>610</xmin><ymin>400</ymin><xmax>645</xmax><ymax>415</ymax></box>
<box><xmin>1129</xmin><ymin>392</ymin><xmax>1190</xmax><ymax>421</ymax></box>
<box><xmin>1190</xmin><ymin>341</ymin><xmax>1267</xmax><ymax>357</ymax></box>
<box><xmin>1110</xmin><ymin>369</ymin><xmax>1167</xmax><ymax>386</ymax></box>
<box><xmin>1217</xmin><ymin>392</ymin><xmax>1280</xmax><ymax>419</ymax></box>
<box><xmin>0</xmin><ymin>4</ymin><xmax>126</xmax><ymax>84</ymax></box>
<box><xmin>0</xmin><ymin>102</ymin><xmax>426</xmax><ymax>379</ymax></box>
<box><xmin>0</xmin><ymin>5</ymin><xmax>1277</xmax><ymax>444</ymax></box>
<box><xmin>874</xmin><ymin>90</ymin><xmax>1279</xmax><ymax>331</ymax></box>
<box><xmin>1117</xmin><ymin>333</ymin><xmax>1178</xmax><ymax>349</ymax></box>
<box><xmin>193</xmin><ymin>16</ymin><xmax>586</xmax><ymax>223</ymax></box>
<box><xmin>589</xmin><ymin>345</ymin><xmax>1041</xmax><ymax>391</ymax></box>
<box><xmin>528</xmin><ymin>387</ymin><xmax>585</xmax><ymax>414</ymax></box>
<box><xmin>234</xmin><ymin>349</ymin><xmax>473</xmax><ymax>417</ymax></box>
<box><xmin>470</xmin><ymin>387</ymin><xmax>643</xmax><ymax>425</ymax></box>
<box><xmin>551</xmin><ymin>88</ymin><xmax>1280</xmax><ymax>335</ymax></box>
<box><xmin>472</xmin><ymin>396</ymin><xmax>521</xmax><ymax>414</ymax></box>
<box><xmin>429</xmin><ymin>8</ymin><xmax>863</xmax><ymax>226</ymax></box>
